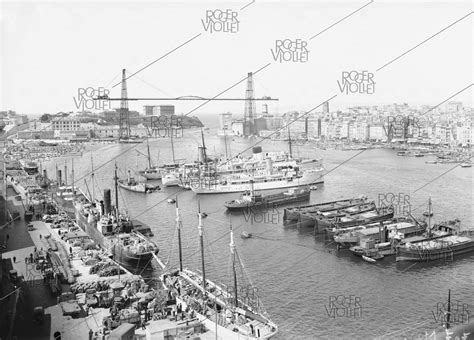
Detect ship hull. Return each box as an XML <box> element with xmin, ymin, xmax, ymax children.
<box><xmin>192</xmin><ymin>169</ymin><xmax>324</xmax><ymax>194</ymax></box>
<box><xmin>74</xmin><ymin>204</ymin><xmax>155</xmax><ymax>265</ymax></box>
<box><xmin>283</xmin><ymin>198</ymin><xmax>368</xmax><ymax>222</ymax></box>
<box><xmin>139</xmin><ymin>171</ymin><xmax>162</xmax><ymax>180</ymax></box>
<box><xmin>162</xmin><ymin>270</ymin><xmax>278</xmax><ymax>339</ymax></box>
<box><xmin>118</xmin><ymin>181</ymin><xmax>146</xmax><ymax>193</ymax></box>
<box><xmin>396</xmin><ymin>240</ymin><xmax>474</xmax><ymax>262</ymax></box>
<box><xmin>225</xmin><ymin>191</ymin><xmax>310</xmax><ymax>211</ymax></box>
<box><xmin>313</xmin><ymin>211</ymin><xmax>394</xmax><ymax>233</ymax></box>
<box><xmin>111</xmin><ymin>242</ymin><xmax>155</xmax><ymax>263</ymax></box>
<box><xmin>162</xmin><ymin>173</ymin><xmax>180</xmax><ymax>187</ymax></box>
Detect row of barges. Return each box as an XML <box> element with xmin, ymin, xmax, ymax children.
<box><xmin>283</xmin><ymin>197</ymin><xmax>474</xmax><ymax>262</ymax></box>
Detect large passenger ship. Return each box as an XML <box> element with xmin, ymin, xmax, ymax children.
<box><xmin>190</xmin><ymin>147</ymin><xmax>324</xmax><ymax>194</ymax></box>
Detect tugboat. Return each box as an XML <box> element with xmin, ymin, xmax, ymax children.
<box><xmin>118</xmin><ymin>170</ymin><xmax>160</xmax><ymax>193</ymax></box>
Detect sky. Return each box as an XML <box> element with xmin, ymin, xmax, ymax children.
<box><xmin>1</xmin><ymin>0</ymin><xmax>473</xmax><ymax>118</ymax></box>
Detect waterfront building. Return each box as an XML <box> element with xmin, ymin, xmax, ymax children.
<box><xmin>153</xmin><ymin>105</ymin><xmax>175</xmax><ymax>117</ymax></box>
<box><xmin>446</xmin><ymin>101</ymin><xmax>463</xmax><ymax>113</ymax></box>
<box><xmin>350</xmin><ymin>122</ymin><xmax>369</xmax><ymax>141</ymax></box>
<box><xmin>52</xmin><ymin>117</ymin><xmax>80</xmax><ymax>131</ymax></box>
<box><xmin>231</xmin><ymin>120</ymin><xmax>244</xmax><ymax>136</ymax></box>
<box><xmin>307</xmin><ymin>118</ymin><xmax>319</xmax><ymax>138</ymax></box>
<box><xmin>93</xmin><ymin>126</ymin><xmax>120</xmax><ymax>138</ymax></box>
<box><xmin>322</xmin><ymin>101</ymin><xmax>329</xmax><ymax>114</ymax></box>
<box><xmin>143</xmin><ymin>105</ymin><xmax>155</xmax><ymax>116</ymax></box>
<box><xmin>456</xmin><ymin>123</ymin><xmax>473</xmax><ymax>146</ymax></box>
<box><xmin>369</xmin><ymin>124</ymin><xmax>386</xmax><ymax>141</ymax></box>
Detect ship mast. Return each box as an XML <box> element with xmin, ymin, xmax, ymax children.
<box><xmin>446</xmin><ymin>289</ymin><xmax>451</xmax><ymax>329</ymax></box>
<box><xmin>71</xmin><ymin>158</ymin><xmax>75</xmax><ymax>194</ymax></box>
<box><xmin>288</xmin><ymin>126</ymin><xmax>293</xmax><ymax>159</ymax></box>
<box><xmin>91</xmin><ymin>153</ymin><xmax>95</xmax><ymax>201</ymax></box>
<box><xmin>427</xmin><ymin>197</ymin><xmax>432</xmax><ymax>238</ymax></box>
<box><xmin>146</xmin><ymin>137</ymin><xmax>152</xmax><ymax>169</ymax></box>
<box><xmin>198</xmin><ymin>201</ymin><xmax>206</xmax><ymax>291</ymax></box>
<box><xmin>176</xmin><ymin>197</ymin><xmax>183</xmax><ymax>272</ymax></box>
<box><xmin>64</xmin><ymin>162</ymin><xmax>68</xmax><ymax>186</ymax></box>
<box><xmin>230</xmin><ymin>222</ymin><xmax>238</xmax><ymax>307</ymax></box>
<box><xmin>224</xmin><ymin>128</ymin><xmax>228</xmax><ymax>160</ymax></box>
<box><xmin>114</xmin><ymin>163</ymin><xmax>119</xmax><ymax>220</ymax></box>
<box><xmin>171</xmin><ymin>126</ymin><xmax>176</xmax><ymax>164</ymax></box>
<box><xmin>201</xmin><ymin>128</ymin><xmax>208</xmax><ymax>166</ymax></box>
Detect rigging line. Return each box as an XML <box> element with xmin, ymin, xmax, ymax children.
<box><xmin>410</xmin><ymin>200</ymin><xmax>431</xmax><ymax>213</ymax></box>
<box><xmin>166</xmin><ymin>226</ymin><xmax>178</xmax><ymax>268</ymax></box>
<box><xmin>111</xmin><ymin>33</ymin><xmax>202</xmax><ymax>88</ymax></box>
<box><xmin>182</xmin><ymin>223</ymin><xmax>244</xmax><ymax>262</ymax></box>
<box><xmin>132</xmin><ymin>188</ymin><xmax>187</xmax><ymax>219</ymax></box>
<box><xmin>133</xmin><ymin>74</ymin><xmax>172</xmax><ymax>97</ymax></box>
<box><xmin>309</xmin><ymin>0</ymin><xmax>374</xmax><ymax>40</ymax></box>
<box><xmin>376</xmin><ymin>12</ymin><xmax>473</xmax><ymax>72</ymax></box>
<box><xmin>182</xmin><ymin>63</ymin><xmax>272</xmax><ymax>118</ymax></box>
<box><xmin>400</xmin><ymin>262</ymin><xmax>419</xmax><ymax>273</ymax></box>
<box><xmin>0</xmin><ymin>287</ymin><xmax>21</xmax><ymax>302</ymax></box>
<box><xmin>222</xmin><ymin>94</ymin><xmax>338</xmax><ymax>167</ymax></box>
<box><xmin>235</xmin><ymin>250</ymin><xmax>257</xmax><ymax>300</ymax></box>
<box><xmin>418</xmin><ymin>83</ymin><xmax>473</xmax><ymax>117</ymax></box>
<box><xmin>67</xmin><ymin>81</ymin><xmax>328</xmax><ymax>193</ymax></box>
<box><xmin>413</xmin><ymin>155</ymin><xmax>473</xmax><ymax>193</ymax></box>
<box><xmin>377</xmin><ymin>319</ymin><xmax>433</xmax><ymax>338</ymax></box>
<box><xmin>104</xmin><ymin>73</ymin><xmax>121</xmax><ymax>89</ymax></box>
<box><xmin>203</xmin><ymin>233</ymin><xmax>220</xmax><ymax>280</ymax></box>
<box><xmin>72</xmin><ymin>144</ymin><xmax>141</xmax><ymax>186</ymax></box>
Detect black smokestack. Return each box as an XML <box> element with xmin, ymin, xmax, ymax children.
<box><xmin>57</xmin><ymin>170</ymin><xmax>62</xmax><ymax>186</ymax></box>
<box><xmin>104</xmin><ymin>189</ymin><xmax>111</xmax><ymax>215</ymax></box>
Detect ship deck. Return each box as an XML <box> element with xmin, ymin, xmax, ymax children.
<box><xmin>30</xmin><ymin>220</ymin><xmax>141</xmax><ymax>284</ymax></box>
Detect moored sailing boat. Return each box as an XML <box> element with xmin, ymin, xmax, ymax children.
<box><xmin>138</xmin><ymin>138</ymin><xmax>163</xmax><ymax>180</ymax></box>
<box><xmin>160</xmin><ymin>199</ymin><xmax>278</xmax><ymax>339</ymax></box>
<box><xmin>118</xmin><ymin>170</ymin><xmax>160</xmax><ymax>193</ymax></box>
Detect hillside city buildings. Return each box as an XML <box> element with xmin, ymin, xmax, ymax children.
<box><xmin>221</xmin><ymin>101</ymin><xmax>473</xmax><ymax>147</ymax></box>
<box><xmin>1</xmin><ymin>102</ymin><xmax>472</xmax><ymax>147</ymax></box>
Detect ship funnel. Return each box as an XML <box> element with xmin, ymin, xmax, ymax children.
<box><xmin>253</xmin><ymin>146</ymin><xmax>263</xmax><ymax>161</ymax></box>
<box><xmin>198</xmin><ymin>146</ymin><xmax>206</xmax><ymax>163</ymax></box>
<box><xmin>57</xmin><ymin>169</ymin><xmax>62</xmax><ymax>186</ymax></box>
<box><xmin>104</xmin><ymin>189</ymin><xmax>111</xmax><ymax>215</ymax></box>
<box><xmin>100</xmin><ymin>200</ymin><xmax>105</xmax><ymax>216</ymax></box>
<box><xmin>266</xmin><ymin>157</ymin><xmax>273</xmax><ymax>175</ymax></box>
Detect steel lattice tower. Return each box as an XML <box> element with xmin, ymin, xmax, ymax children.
<box><xmin>244</xmin><ymin>72</ymin><xmax>256</xmax><ymax>136</ymax></box>
<box><xmin>119</xmin><ymin>69</ymin><xmax>130</xmax><ymax>139</ymax></box>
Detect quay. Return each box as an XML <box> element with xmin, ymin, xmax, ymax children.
<box><xmin>1</xmin><ymin>195</ymin><xmax>219</xmax><ymax>339</ymax></box>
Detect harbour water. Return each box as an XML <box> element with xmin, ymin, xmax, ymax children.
<box><xmin>43</xmin><ymin>128</ymin><xmax>473</xmax><ymax>339</ymax></box>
